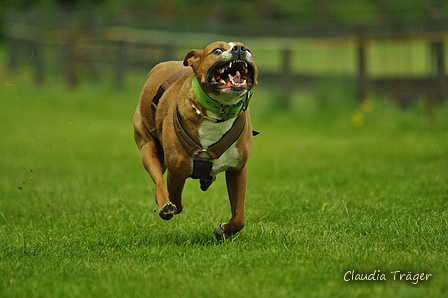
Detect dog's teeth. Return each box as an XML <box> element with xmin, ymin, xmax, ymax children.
<box><xmin>220</xmin><ymin>79</ymin><xmax>226</xmax><ymax>84</ymax></box>
<box><xmin>219</xmin><ymin>68</ymin><xmax>225</xmax><ymax>74</ymax></box>
<box><xmin>242</xmin><ymin>79</ymin><xmax>246</xmax><ymax>84</ymax></box>
<box><xmin>244</xmin><ymin>62</ymin><xmax>247</xmax><ymax>68</ymax></box>
<box><xmin>229</xmin><ymin>61</ymin><xmax>233</xmax><ymax>68</ymax></box>
<box><xmin>230</xmin><ymin>79</ymin><xmax>235</xmax><ymax>85</ymax></box>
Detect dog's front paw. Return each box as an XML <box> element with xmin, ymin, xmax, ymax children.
<box><xmin>158</xmin><ymin>202</ymin><xmax>177</xmax><ymax>220</ymax></box>
<box><xmin>213</xmin><ymin>223</ymin><xmax>232</xmax><ymax>240</ymax></box>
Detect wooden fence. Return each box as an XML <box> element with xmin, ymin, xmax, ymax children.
<box><xmin>3</xmin><ymin>12</ymin><xmax>448</xmax><ymax>112</ymax></box>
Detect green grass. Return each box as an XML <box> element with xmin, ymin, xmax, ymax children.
<box><xmin>1</xmin><ymin>70</ymin><xmax>448</xmax><ymax>298</ymax></box>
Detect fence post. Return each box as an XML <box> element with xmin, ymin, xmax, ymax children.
<box><xmin>280</xmin><ymin>47</ymin><xmax>293</xmax><ymax>109</ymax></box>
<box><xmin>357</xmin><ymin>37</ymin><xmax>367</xmax><ymax>103</ymax></box>
<box><xmin>432</xmin><ymin>41</ymin><xmax>447</xmax><ymax>103</ymax></box>
<box><xmin>29</xmin><ymin>12</ymin><xmax>44</xmax><ymax>85</ymax></box>
<box><xmin>115</xmin><ymin>40</ymin><xmax>127</xmax><ymax>90</ymax></box>
<box><xmin>58</xmin><ymin>10</ymin><xmax>78</xmax><ymax>89</ymax></box>
<box><xmin>5</xmin><ymin>10</ymin><xmax>20</xmax><ymax>74</ymax></box>
<box><xmin>63</xmin><ymin>36</ymin><xmax>78</xmax><ymax>88</ymax></box>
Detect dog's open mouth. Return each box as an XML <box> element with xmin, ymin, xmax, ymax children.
<box><xmin>208</xmin><ymin>60</ymin><xmax>255</xmax><ymax>92</ymax></box>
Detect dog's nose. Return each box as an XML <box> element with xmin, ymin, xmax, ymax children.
<box><xmin>231</xmin><ymin>45</ymin><xmax>247</xmax><ymax>53</ymax></box>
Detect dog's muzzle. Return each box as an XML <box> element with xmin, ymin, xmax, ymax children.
<box><xmin>207</xmin><ymin>59</ymin><xmax>255</xmax><ymax>94</ymax></box>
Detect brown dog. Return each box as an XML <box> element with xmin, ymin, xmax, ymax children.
<box><xmin>133</xmin><ymin>41</ymin><xmax>258</xmax><ymax>239</ymax></box>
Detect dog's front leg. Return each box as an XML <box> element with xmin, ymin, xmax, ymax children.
<box><xmin>167</xmin><ymin>171</ymin><xmax>186</xmax><ymax>215</ymax></box>
<box><xmin>140</xmin><ymin>140</ymin><xmax>176</xmax><ymax>220</ymax></box>
<box><xmin>214</xmin><ymin>167</ymin><xmax>247</xmax><ymax>240</ymax></box>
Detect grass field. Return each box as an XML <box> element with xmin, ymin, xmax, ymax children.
<box><xmin>1</xmin><ymin>69</ymin><xmax>448</xmax><ymax>298</ymax></box>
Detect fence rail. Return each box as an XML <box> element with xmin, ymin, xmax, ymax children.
<box><xmin>3</xmin><ymin>11</ymin><xmax>448</xmax><ymax>112</ymax></box>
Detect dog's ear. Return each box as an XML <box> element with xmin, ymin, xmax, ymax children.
<box><xmin>183</xmin><ymin>49</ymin><xmax>202</xmax><ymax>67</ymax></box>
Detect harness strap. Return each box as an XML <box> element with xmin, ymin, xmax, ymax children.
<box><xmin>192</xmin><ymin>158</ymin><xmax>214</xmax><ymax>180</ymax></box>
<box><xmin>206</xmin><ymin>113</ymin><xmax>246</xmax><ymax>159</ymax></box>
<box><xmin>174</xmin><ymin>106</ymin><xmax>246</xmax><ymax>179</ymax></box>
<box><xmin>173</xmin><ymin>107</ymin><xmax>205</xmax><ymax>158</ymax></box>
<box><xmin>151</xmin><ymin>68</ymin><xmax>191</xmax><ymax>113</ymax></box>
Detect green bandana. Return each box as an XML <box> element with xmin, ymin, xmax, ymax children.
<box><xmin>191</xmin><ymin>76</ymin><xmax>251</xmax><ymax>120</ymax></box>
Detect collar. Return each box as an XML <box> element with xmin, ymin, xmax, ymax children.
<box><xmin>191</xmin><ymin>76</ymin><xmax>252</xmax><ymax>121</ymax></box>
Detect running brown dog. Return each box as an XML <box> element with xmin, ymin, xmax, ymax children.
<box><xmin>133</xmin><ymin>41</ymin><xmax>258</xmax><ymax>239</ymax></box>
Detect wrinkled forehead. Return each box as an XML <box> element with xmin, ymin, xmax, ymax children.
<box><xmin>204</xmin><ymin>41</ymin><xmax>244</xmax><ymax>53</ymax></box>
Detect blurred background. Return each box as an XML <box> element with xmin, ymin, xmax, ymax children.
<box><xmin>1</xmin><ymin>0</ymin><xmax>448</xmax><ymax>118</ymax></box>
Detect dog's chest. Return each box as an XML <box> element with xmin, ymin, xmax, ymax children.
<box><xmin>198</xmin><ymin>118</ymin><xmax>239</xmax><ymax>176</ymax></box>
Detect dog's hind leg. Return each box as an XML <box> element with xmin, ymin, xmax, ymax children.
<box><xmin>139</xmin><ymin>139</ymin><xmax>177</xmax><ymax>220</ymax></box>
<box><xmin>214</xmin><ymin>167</ymin><xmax>247</xmax><ymax>240</ymax></box>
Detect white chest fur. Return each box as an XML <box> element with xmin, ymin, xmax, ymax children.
<box><xmin>198</xmin><ymin>116</ymin><xmax>239</xmax><ymax>176</ymax></box>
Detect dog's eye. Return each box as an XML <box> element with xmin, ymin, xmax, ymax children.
<box><xmin>213</xmin><ymin>48</ymin><xmax>223</xmax><ymax>55</ymax></box>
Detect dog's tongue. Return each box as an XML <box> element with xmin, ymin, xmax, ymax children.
<box><xmin>228</xmin><ymin>71</ymin><xmax>242</xmax><ymax>84</ymax></box>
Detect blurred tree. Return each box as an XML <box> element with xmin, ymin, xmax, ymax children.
<box><xmin>1</xmin><ymin>0</ymin><xmax>447</xmax><ymax>33</ymax></box>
